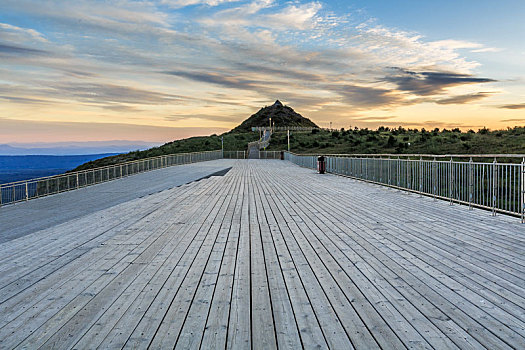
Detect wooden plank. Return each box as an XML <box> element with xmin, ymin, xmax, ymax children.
<box><xmin>143</xmin><ymin>171</ymin><xmax>239</xmax><ymax>348</ymax></box>
<box><xmin>246</xmin><ymin>171</ymin><xmax>278</xmax><ymax>349</ymax></box>
<box><xmin>226</xmin><ymin>166</ymin><xmax>251</xmax><ymax>350</ymax></box>
<box><xmin>199</xmin><ymin>172</ymin><xmax>244</xmax><ymax>349</ymax></box>
<box><xmin>174</xmin><ymin>174</ymin><xmax>242</xmax><ymax>349</ymax></box>
<box><xmin>251</xmin><ymin>173</ymin><xmax>303</xmax><ymax>349</ymax></box>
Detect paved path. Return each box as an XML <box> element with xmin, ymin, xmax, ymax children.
<box><xmin>0</xmin><ymin>159</ymin><xmax>234</xmax><ymax>243</ymax></box>
<box><xmin>0</xmin><ymin>160</ymin><xmax>524</xmax><ymax>349</ymax></box>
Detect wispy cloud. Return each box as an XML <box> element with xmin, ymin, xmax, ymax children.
<box><xmin>0</xmin><ymin>43</ymin><xmax>49</xmax><ymax>56</ymax></box>
<box><xmin>499</xmin><ymin>103</ymin><xmax>525</xmax><ymax>109</ymax></box>
<box><xmin>385</xmin><ymin>68</ymin><xmax>495</xmax><ymax>96</ymax></box>
<box><xmin>436</xmin><ymin>92</ymin><xmax>494</xmax><ymax>105</ymax></box>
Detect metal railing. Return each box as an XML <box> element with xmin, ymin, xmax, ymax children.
<box><xmin>284</xmin><ymin>152</ymin><xmax>525</xmax><ymax>221</ymax></box>
<box><xmin>259</xmin><ymin>151</ymin><xmax>282</xmax><ymax>159</ymax></box>
<box><xmin>0</xmin><ymin>150</ymin><xmax>222</xmax><ymax>207</ymax></box>
<box><xmin>248</xmin><ymin>129</ymin><xmax>272</xmax><ymax>150</ymax></box>
<box><xmin>223</xmin><ymin>151</ymin><xmax>246</xmax><ymax>159</ymax></box>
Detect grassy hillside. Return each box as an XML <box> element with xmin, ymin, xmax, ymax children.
<box><xmin>266</xmin><ymin>126</ymin><xmax>525</xmax><ymax>156</ymax></box>
<box><xmin>72</xmin><ymin>125</ymin><xmax>525</xmax><ymax>171</ymax></box>
<box><xmin>72</xmin><ymin>132</ymin><xmax>259</xmax><ymax>171</ymax></box>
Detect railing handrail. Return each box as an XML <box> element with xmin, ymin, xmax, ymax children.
<box><xmin>285</xmin><ymin>151</ymin><xmax>525</xmax><ymax>159</ymax></box>
<box><xmin>0</xmin><ymin>150</ymin><xmax>222</xmax><ymax>187</ymax></box>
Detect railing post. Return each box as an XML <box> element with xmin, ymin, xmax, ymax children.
<box><xmin>469</xmin><ymin>157</ymin><xmax>473</xmax><ymax>210</ymax></box>
<box><xmin>432</xmin><ymin>157</ymin><xmax>437</xmax><ymax>201</ymax></box>
<box><xmin>407</xmin><ymin>158</ymin><xmax>411</xmax><ymax>189</ymax></box>
<box><xmin>25</xmin><ymin>182</ymin><xmax>28</xmax><ymax>201</ymax></box>
<box><xmin>521</xmin><ymin>158</ymin><xmax>525</xmax><ymax>223</ymax></box>
<box><xmin>492</xmin><ymin>157</ymin><xmax>497</xmax><ymax>216</ymax></box>
<box><xmin>449</xmin><ymin>157</ymin><xmax>453</xmax><ymax>205</ymax></box>
<box><xmin>397</xmin><ymin>156</ymin><xmax>400</xmax><ymax>187</ymax></box>
<box><xmin>0</xmin><ymin>184</ymin><xmax>2</xmax><ymax>207</ymax></box>
<box><xmin>379</xmin><ymin>157</ymin><xmax>382</xmax><ymax>182</ymax></box>
<box><xmin>76</xmin><ymin>173</ymin><xmax>79</xmax><ymax>189</ymax></box>
<box><xmin>419</xmin><ymin>156</ymin><xmax>423</xmax><ymax>196</ymax></box>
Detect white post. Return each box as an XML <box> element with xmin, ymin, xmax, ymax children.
<box><xmin>432</xmin><ymin>157</ymin><xmax>437</xmax><ymax>201</ymax></box>
<box><xmin>521</xmin><ymin>158</ymin><xmax>525</xmax><ymax>223</ymax></box>
<box><xmin>468</xmin><ymin>158</ymin><xmax>473</xmax><ymax>210</ymax></box>
<box><xmin>492</xmin><ymin>158</ymin><xmax>497</xmax><ymax>216</ymax></box>
<box><xmin>419</xmin><ymin>156</ymin><xmax>423</xmax><ymax>196</ymax></box>
<box><xmin>287</xmin><ymin>129</ymin><xmax>290</xmax><ymax>151</ymax></box>
<box><xmin>449</xmin><ymin>157</ymin><xmax>453</xmax><ymax>205</ymax></box>
<box><xmin>25</xmin><ymin>182</ymin><xmax>28</xmax><ymax>201</ymax></box>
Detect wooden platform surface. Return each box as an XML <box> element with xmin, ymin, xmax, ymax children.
<box><xmin>0</xmin><ymin>160</ymin><xmax>524</xmax><ymax>349</ymax></box>
<box><xmin>0</xmin><ymin>159</ymin><xmax>235</xmax><ymax>244</ymax></box>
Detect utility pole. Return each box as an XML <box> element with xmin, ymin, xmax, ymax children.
<box><xmin>221</xmin><ymin>136</ymin><xmax>224</xmax><ymax>156</ymax></box>
<box><xmin>287</xmin><ymin>129</ymin><xmax>290</xmax><ymax>151</ymax></box>
<box><xmin>329</xmin><ymin>121</ymin><xmax>332</xmax><ymax>131</ymax></box>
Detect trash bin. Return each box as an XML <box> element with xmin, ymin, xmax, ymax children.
<box><xmin>318</xmin><ymin>156</ymin><xmax>326</xmax><ymax>174</ymax></box>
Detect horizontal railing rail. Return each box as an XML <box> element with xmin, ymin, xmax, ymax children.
<box><xmin>284</xmin><ymin>151</ymin><xmax>525</xmax><ymax>222</ymax></box>
<box><xmin>0</xmin><ymin>150</ymin><xmax>223</xmax><ymax>207</ymax></box>
<box><xmin>223</xmin><ymin>151</ymin><xmax>246</xmax><ymax>159</ymax></box>
<box><xmin>258</xmin><ymin>151</ymin><xmax>282</xmax><ymax>159</ymax></box>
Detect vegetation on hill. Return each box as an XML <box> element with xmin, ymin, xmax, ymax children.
<box><xmin>266</xmin><ymin>126</ymin><xmax>525</xmax><ymax>156</ymax></box>
<box><xmin>72</xmin><ymin>100</ymin><xmax>525</xmax><ymax>171</ymax></box>
<box><xmin>232</xmin><ymin>100</ymin><xmax>318</xmax><ymax>132</ymax></box>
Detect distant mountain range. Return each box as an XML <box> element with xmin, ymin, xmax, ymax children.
<box><xmin>0</xmin><ymin>141</ymin><xmax>162</xmax><ymax>155</ymax></box>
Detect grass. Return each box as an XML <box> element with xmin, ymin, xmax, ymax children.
<box><xmin>73</xmin><ymin>126</ymin><xmax>525</xmax><ymax>171</ymax></box>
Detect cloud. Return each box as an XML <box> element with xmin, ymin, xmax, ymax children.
<box><xmin>0</xmin><ymin>43</ymin><xmax>49</xmax><ymax>56</ymax></box>
<box><xmin>499</xmin><ymin>103</ymin><xmax>525</xmax><ymax>109</ymax></box>
<box><xmin>0</xmin><ymin>22</ymin><xmax>48</xmax><ymax>42</ymax></box>
<box><xmin>436</xmin><ymin>92</ymin><xmax>494</xmax><ymax>105</ymax></box>
<box><xmin>263</xmin><ymin>2</ymin><xmax>322</xmax><ymax>30</ymax></box>
<box><xmin>166</xmin><ymin>113</ymin><xmax>241</xmax><ymax>123</ymax></box>
<box><xmin>385</xmin><ymin>68</ymin><xmax>496</xmax><ymax>96</ymax></box>
<box><xmin>165</xmin><ymin>70</ymin><xmax>261</xmax><ymax>90</ymax></box>
<box><xmin>160</xmin><ymin>0</ymin><xmax>241</xmax><ymax>8</ymax></box>
<box><xmin>328</xmin><ymin>84</ymin><xmax>402</xmax><ymax>108</ymax></box>
<box><xmin>0</xmin><ymin>95</ymin><xmax>51</xmax><ymax>104</ymax></box>
<box><xmin>501</xmin><ymin>118</ymin><xmax>525</xmax><ymax>122</ymax></box>
<box><xmin>48</xmin><ymin>82</ymin><xmax>182</xmax><ymax>105</ymax></box>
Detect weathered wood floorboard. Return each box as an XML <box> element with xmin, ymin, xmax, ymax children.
<box><xmin>0</xmin><ymin>159</ymin><xmax>524</xmax><ymax>349</ymax></box>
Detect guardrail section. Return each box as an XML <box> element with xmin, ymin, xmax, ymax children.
<box><xmin>0</xmin><ymin>150</ymin><xmax>222</xmax><ymax>207</ymax></box>
<box><xmin>284</xmin><ymin>152</ymin><xmax>525</xmax><ymax>221</ymax></box>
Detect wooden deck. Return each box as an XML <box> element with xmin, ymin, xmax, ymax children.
<box><xmin>0</xmin><ymin>160</ymin><xmax>524</xmax><ymax>349</ymax></box>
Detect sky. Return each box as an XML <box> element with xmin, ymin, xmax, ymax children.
<box><xmin>0</xmin><ymin>0</ymin><xmax>524</xmax><ymax>144</ymax></box>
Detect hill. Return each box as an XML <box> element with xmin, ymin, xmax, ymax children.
<box><xmin>232</xmin><ymin>100</ymin><xmax>318</xmax><ymax>132</ymax></box>
<box><xmin>70</xmin><ymin>101</ymin><xmax>525</xmax><ymax>171</ymax></box>
<box><xmin>71</xmin><ymin>101</ymin><xmax>318</xmax><ymax>170</ymax></box>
